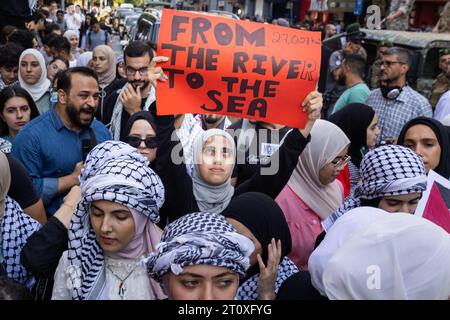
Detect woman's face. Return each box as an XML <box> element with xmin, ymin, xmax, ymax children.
<box><xmin>1</xmin><ymin>97</ymin><xmax>31</xmax><ymax>136</ymax></box>
<box><xmin>198</xmin><ymin>135</ymin><xmax>234</xmax><ymax>186</ymax></box>
<box><xmin>117</xmin><ymin>61</ymin><xmax>126</xmax><ymax>78</ymax></box>
<box><xmin>47</xmin><ymin>59</ymin><xmax>67</xmax><ymax>82</ymax></box>
<box><xmin>318</xmin><ymin>146</ymin><xmax>349</xmax><ymax>185</ymax></box>
<box><xmin>378</xmin><ymin>193</ymin><xmax>422</xmax><ymax>214</ymax></box>
<box><xmin>402</xmin><ymin>124</ymin><xmax>441</xmax><ymax>173</ymax></box>
<box><xmin>69</xmin><ymin>35</ymin><xmax>79</xmax><ymax>49</ymax></box>
<box><xmin>90</xmin><ymin>200</ymin><xmax>135</xmax><ymax>253</ymax></box>
<box><xmin>226</xmin><ymin>218</ymin><xmax>262</xmax><ymax>266</ymax></box>
<box><xmin>92</xmin><ymin>51</ymin><xmax>109</xmax><ymax>74</ymax></box>
<box><xmin>128</xmin><ymin>119</ymin><xmax>157</xmax><ymax>163</ymax></box>
<box><xmin>20</xmin><ymin>54</ymin><xmax>42</xmax><ymax>85</ymax></box>
<box><xmin>366</xmin><ymin>114</ymin><xmax>381</xmax><ymax>148</ymax></box>
<box><xmin>163</xmin><ymin>265</ymin><xmax>239</xmax><ymax>300</ymax></box>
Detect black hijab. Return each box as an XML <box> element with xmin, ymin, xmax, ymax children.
<box><xmin>221</xmin><ymin>192</ymin><xmax>292</xmax><ymax>280</ymax></box>
<box><xmin>122</xmin><ymin>111</ymin><xmax>157</xmax><ymax>140</ymax></box>
<box><xmin>397</xmin><ymin>117</ymin><xmax>450</xmax><ymax>178</ymax></box>
<box><xmin>328</xmin><ymin>103</ymin><xmax>375</xmax><ymax>167</ymax></box>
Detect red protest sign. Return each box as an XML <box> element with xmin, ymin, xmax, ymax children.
<box><xmin>156</xmin><ymin>9</ymin><xmax>321</xmax><ymax>129</ymax></box>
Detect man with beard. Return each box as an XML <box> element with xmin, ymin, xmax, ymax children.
<box><xmin>12</xmin><ymin>67</ymin><xmax>111</xmax><ymax>216</ymax></box>
<box><xmin>430</xmin><ymin>49</ymin><xmax>450</xmax><ymax>110</ymax></box>
<box><xmin>103</xmin><ymin>41</ymin><xmax>157</xmax><ymax>141</ymax></box>
<box><xmin>366</xmin><ymin>47</ymin><xmax>432</xmax><ymax>144</ymax></box>
<box><xmin>198</xmin><ymin>114</ymin><xmax>231</xmax><ymax>130</ymax></box>
<box><xmin>331</xmin><ymin>54</ymin><xmax>369</xmax><ymax>114</ymax></box>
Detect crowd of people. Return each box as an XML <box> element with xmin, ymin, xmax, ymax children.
<box><xmin>0</xmin><ymin>1</ymin><xmax>449</xmax><ymax>301</ymax></box>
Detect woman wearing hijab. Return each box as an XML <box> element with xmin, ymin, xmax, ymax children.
<box><xmin>154</xmin><ymin>92</ymin><xmax>323</xmax><ymax>224</ymax></box>
<box><xmin>92</xmin><ymin>45</ymin><xmax>127</xmax><ymax>123</ymax></box>
<box><xmin>309</xmin><ymin>207</ymin><xmax>450</xmax><ymax>300</ymax></box>
<box><xmin>146</xmin><ymin>211</ymin><xmax>254</xmax><ymax>300</ymax></box>
<box><xmin>63</xmin><ymin>30</ymin><xmax>83</xmax><ymax>60</ymax></box>
<box><xmin>76</xmin><ymin>51</ymin><xmax>93</xmax><ymax>67</ymax></box>
<box><xmin>122</xmin><ymin>111</ymin><xmax>157</xmax><ymax>164</ymax></box>
<box><xmin>323</xmin><ymin>144</ymin><xmax>428</xmax><ymax>231</ymax></box>
<box><xmin>1</xmin><ymin>152</ymin><xmax>41</xmax><ymax>288</ymax></box>
<box><xmin>397</xmin><ymin>117</ymin><xmax>450</xmax><ymax>179</ymax></box>
<box><xmin>275</xmin><ymin>120</ymin><xmax>350</xmax><ymax>270</ymax></box>
<box><xmin>328</xmin><ymin>103</ymin><xmax>381</xmax><ymax>191</ymax></box>
<box><xmin>18</xmin><ymin>49</ymin><xmax>52</xmax><ymax>115</ymax></box>
<box><xmin>51</xmin><ymin>141</ymin><xmax>166</xmax><ymax>300</ymax></box>
<box><xmin>221</xmin><ymin>192</ymin><xmax>299</xmax><ymax>300</ymax></box>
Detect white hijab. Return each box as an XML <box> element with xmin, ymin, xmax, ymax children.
<box><xmin>309</xmin><ymin>207</ymin><xmax>450</xmax><ymax>300</ymax></box>
<box><xmin>192</xmin><ymin>129</ymin><xmax>235</xmax><ymax>214</ymax></box>
<box><xmin>288</xmin><ymin>120</ymin><xmax>350</xmax><ymax>220</ymax></box>
<box><xmin>18</xmin><ymin>49</ymin><xmax>51</xmax><ymax>102</ymax></box>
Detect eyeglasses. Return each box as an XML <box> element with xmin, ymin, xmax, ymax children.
<box><xmin>125</xmin><ymin>136</ymin><xmax>157</xmax><ymax>149</ymax></box>
<box><xmin>380</xmin><ymin>60</ymin><xmax>406</xmax><ymax>67</ymax></box>
<box><xmin>331</xmin><ymin>155</ymin><xmax>351</xmax><ymax>168</ymax></box>
<box><xmin>125</xmin><ymin>66</ymin><xmax>149</xmax><ymax>76</ymax></box>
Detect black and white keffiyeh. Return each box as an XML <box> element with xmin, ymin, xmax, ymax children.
<box><xmin>67</xmin><ymin>141</ymin><xmax>165</xmax><ymax>300</ymax></box>
<box><xmin>1</xmin><ymin>196</ymin><xmax>40</xmax><ymax>288</ymax></box>
<box><xmin>236</xmin><ymin>256</ymin><xmax>298</xmax><ymax>300</ymax></box>
<box><xmin>323</xmin><ymin>145</ymin><xmax>427</xmax><ymax>231</ymax></box>
<box><xmin>146</xmin><ymin>212</ymin><xmax>254</xmax><ymax>283</ymax></box>
<box><xmin>0</xmin><ymin>138</ymin><xmax>11</xmax><ymax>154</ymax></box>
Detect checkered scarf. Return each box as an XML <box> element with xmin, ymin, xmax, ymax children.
<box><xmin>1</xmin><ymin>196</ymin><xmax>40</xmax><ymax>288</ymax></box>
<box><xmin>67</xmin><ymin>141</ymin><xmax>165</xmax><ymax>300</ymax></box>
<box><xmin>146</xmin><ymin>212</ymin><xmax>254</xmax><ymax>283</ymax></box>
<box><xmin>323</xmin><ymin>145</ymin><xmax>427</xmax><ymax>231</ymax></box>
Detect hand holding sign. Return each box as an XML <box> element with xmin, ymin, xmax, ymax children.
<box><xmin>299</xmin><ymin>90</ymin><xmax>323</xmax><ymax>138</ymax></box>
<box><xmin>149</xmin><ymin>56</ymin><xmax>169</xmax><ymax>88</ymax></box>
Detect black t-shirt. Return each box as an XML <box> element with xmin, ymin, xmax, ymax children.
<box><xmin>6</xmin><ymin>153</ymin><xmax>40</xmax><ymax>209</ymax></box>
<box><xmin>227</xmin><ymin>119</ymin><xmax>291</xmax><ymax>187</ymax></box>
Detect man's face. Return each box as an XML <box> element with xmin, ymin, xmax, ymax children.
<box><xmin>439</xmin><ymin>54</ymin><xmax>450</xmax><ymax>73</ymax></box>
<box><xmin>0</xmin><ymin>66</ymin><xmax>18</xmax><ymax>85</ymax></box>
<box><xmin>57</xmin><ymin>12</ymin><xmax>64</xmax><ymax>21</ymax></box>
<box><xmin>125</xmin><ymin>54</ymin><xmax>151</xmax><ymax>90</ymax></box>
<box><xmin>203</xmin><ymin>114</ymin><xmax>225</xmax><ymax>125</ymax></box>
<box><xmin>326</xmin><ymin>25</ymin><xmax>336</xmax><ymax>36</ymax></box>
<box><xmin>92</xmin><ymin>23</ymin><xmax>100</xmax><ymax>32</ymax></box>
<box><xmin>62</xmin><ymin>73</ymin><xmax>100</xmax><ymax>128</ymax></box>
<box><xmin>378</xmin><ymin>46</ymin><xmax>389</xmax><ymax>58</ymax></box>
<box><xmin>51</xmin><ymin>3</ymin><xmax>58</xmax><ymax>12</ymax></box>
<box><xmin>379</xmin><ymin>54</ymin><xmax>407</xmax><ymax>83</ymax></box>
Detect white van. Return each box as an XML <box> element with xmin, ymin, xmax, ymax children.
<box><xmin>119</xmin><ymin>3</ymin><xmax>134</xmax><ymax>9</ymax></box>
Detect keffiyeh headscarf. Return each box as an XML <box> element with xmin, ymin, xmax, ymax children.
<box><xmin>310</xmin><ymin>207</ymin><xmax>450</xmax><ymax>300</ymax></box>
<box><xmin>323</xmin><ymin>145</ymin><xmax>427</xmax><ymax>231</ymax></box>
<box><xmin>0</xmin><ymin>138</ymin><xmax>11</xmax><ymax>154</ymax></box>
<box><xmin>67</xmin><ymin>141</ymin><xmax>165</xmax><ymax>300</ymax></box>
<box><xmin>146</xmin><ymin>212</ymin><xmax>254</xmax><ymax>283</ymax></box>
<box><xmin>1</xmin><ymin>152</ymin><xmax>40</xmax><ymax>288</ymax></box>
<box><xmin>192</xmin><ymin>129</ymin><xmax>236</xmax><ymax>214</ymax></box>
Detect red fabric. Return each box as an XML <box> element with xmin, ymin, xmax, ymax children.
<box><xmin>298</xmin><ymin>0</ymin><xmax>311</xmax><ymax>22</ymax></box>
<box><xmin>336</xmin><ymin>164</ymin><xmax>351</xmax><ymax>198</ymax></box>
<box><xmin>423</xmin><ymin>183</ymin><xmax>450</xmax><ymax>233</ymax></box>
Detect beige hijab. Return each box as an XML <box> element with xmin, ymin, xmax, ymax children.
<box><xmin>288</xmin><ymin>120</ymin><xmax>350</xmax><ymax>220</ymax></box>
<box><xmin>93</xmin><ymin>45</ymin><xmax>116</xmax><ymax>88</ymax></box>
<box><xmin>0</xmin><ymin>152</ymin><xmax>11</xmax><ymax>220</ymax></box>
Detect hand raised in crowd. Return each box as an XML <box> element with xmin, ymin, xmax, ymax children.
<box><xmin>71</xmin><ymin>161</ymin><xmax>84</xmax><ymax>186</ymax></box>
<box><xmin>148</xmin><ymin>56</ymin><xmax>169</xmax><ymax>88</ymax></box>
<box><xmin>57</xmin><ymin>186</ymin><xmax>82</xmax><ymax>229</ymax></box>
<box><xmin>119</xmin><ymin>83</ymin><xmax>142</xmax><ymax>116</ymax></box>
<box><xmin>299</xmin><ymin>90</ymin><xmax>323</xmax><ymax>138</ymax></box>
<box><xmin>257</xmin><ymin>238</ymin><xmax>282</xmax><ymax>300</ymax></box>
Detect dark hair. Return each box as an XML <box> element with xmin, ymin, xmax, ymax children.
<box><xmin>124</xmin><ymin>41</ymin><xmax>154</xmax><ymax>65</ymax></box>
<box><xmin>57</xmin><ymin>10</ymin><xmax>64</xmax><ymax>15</ymax></box>
<box><xmin>49</xmin><ymin>56</ymin><xmax>69</xmax><ymax>69</ymax></box>
<box><xmin>27</xmin><ymin>11</ymin><xmax>46</xmax><ymax>24</ymax></box>
<box><xmin>0</xmin><ymin>87</ymin><xmax>40</xmax><ymax>136</ymax></box>
<box><xmin>0</xmin><ymin>43</ymin><xmax>24</xmax><ymax>69</ymax></box>
<box><xmin>44</xmin><ymin>23</ymin><xmax>61</xmax><ymax>36</ymax></box>
<box><xmin>91</xmin><ymin>17</ymin><xmax>99</xmax><ymax>25</ymax></box>
<box><xmin>57</xmin><ymin>67</ymin><xmax>99</xmax><ymax>93</ymax></box>
<box><xmin>384</xmin><ymin>47</ymin><xmax>411</xmax><ymax>66</ymax></box>
<box><xmin>0</xmin><ymin>276</ymin><xmax>33</xmax><ymax>300</ymax></box>
<box><xmin>343</xmin><ymin>54</ymin><xmax>366</xmax><ymax>79</ymax></box>
<box><xmin>42</xmin><ymin>32</ymin><xmax>58</xmax><ymax>47</ymax></box>
<box><xmin>48</xmin><ymin>36</ymin><xmax>71</xmax><ymax>54</ymax></box>
<box><xmin>0</xmin><ymin>25</ymin><xmax>18</xmax><ymax>45</ymax></box>
<box><xmin>360</xmin><ymin>197</ymin><xmax>382</xmax><ymax>208</ymax></box>
<box><xmin>8</xmin><ymin>30</ymin><xmax>34</xmax><ymax>49</ymax></box>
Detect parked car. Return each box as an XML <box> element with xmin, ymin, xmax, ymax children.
<box><xmin>323</xmin><ymin>29</ymin><xmax>450</xmax><ymax>98</ymax></box>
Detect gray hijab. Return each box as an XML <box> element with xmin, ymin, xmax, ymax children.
<box><xmin>192</xmin><ymin>129</ymin><xmax>235</xmax><ymax>214</ymax></box>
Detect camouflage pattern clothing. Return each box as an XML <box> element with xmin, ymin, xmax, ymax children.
<box><xmin>386</xmin><ymin>0</ymin><xmax>415</xmax><ymax>31</ymax></box>
<box><xmin>430</xmin><ymin>73</ymin><xmax>450</xmax><ymax>109</ymax></box>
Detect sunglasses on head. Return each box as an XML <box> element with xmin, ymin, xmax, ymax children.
<box><xmin>125</xmin><ymin>136</ymin><xmax>157</xmax><ymax>149</ymax></box>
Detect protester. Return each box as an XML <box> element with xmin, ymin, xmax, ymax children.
<box><xmin>123</xmin><ymin>111</ymin><xmax>157</xmax><ymax>163</ymax></box>
<box><xmin>146</xmin><ymin>211</ymin><xmax>254</xmax><ymax>300</ymax></box>
<box><xmin>275</xmin><ymin>120</ymin><xmax>349</xmax><ymax>270</ymax></box>
<box><xmin>0</xmin><ymin>87</ymin><xmax>40</xmax><ymax>143</ymax></box>
<box><xmin>63</xmin><ymin>30</ymin><xmax>83</xmax><ymax>60</ymax></box>
<box><xmin>309</xmin><ymin>207</ymin><xmax>450</xmax><ymax>300</ymax></box>
<box><xmin>86</xmin><ymin>17</ymin><xmax>110</xmax><ymax>51</ymax></box>
<box><xmin>398</xmin><ymin>117</ymin><xmax>450</xmax><ymax>178</ymax></box>
<box><xmin>430</xmin><ymin>48</ymin><xmax>450</xmax><ymax>109</ymax></box>
<box><xmin>76</xmin><ymin>51</ymin><xmax>93</xmax><ymax>67</ymax></box>
<box><xmin>370</xmin><ymin>40</ymin><xmax>394</xmax><ymax>89</ymax></box>
<box><xmin>46</xmin><ymin>57</ymin><xmax>68</xmax><ymax>83</ymax></box>
<box><xmin>48</xmin><ymin>36</ymin><xmax>76</xmax><ymax>67</ymax></box>
<box><xmin>222</xmin><ymin>192</ymin><xmax>298</xmax><ymax>300</ymax></box>
<box><xmin>0</xmin><ymin>43</ymin><xmax>22</xmax><ymax>91</ymax></box>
